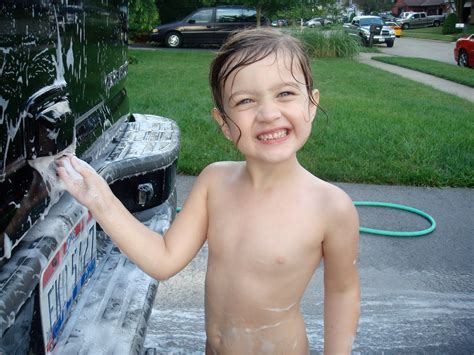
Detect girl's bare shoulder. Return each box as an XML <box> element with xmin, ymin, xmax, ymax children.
<box><xmin>197</xmin><ymin>161</ymin><xmax>244</xmax><ymax>185</ymax></box>
<box><xmin>304</xmin><ymin>172</ymin><xmax>355</xmax><ymax>217</ymax></box>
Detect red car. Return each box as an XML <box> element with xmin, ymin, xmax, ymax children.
<box><xmin>454</xmin><ymin>34</ymin><xmax>474</xmax><ymax>68</ymax></box>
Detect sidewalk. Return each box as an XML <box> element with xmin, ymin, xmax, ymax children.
<box><xmin>356</xmin><ymin>52</ymin><xmax>474</xmax><ymax>103</ymax></box>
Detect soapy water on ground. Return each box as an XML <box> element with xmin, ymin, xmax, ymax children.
<box><xmin>144</xmin><ymin>244</ymin><xmax>474</xmax><ymax>354</ymax></box>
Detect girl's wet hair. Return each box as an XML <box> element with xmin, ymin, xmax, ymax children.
<box><xmin>209</xmin><ymin>28</ymin><xmax>317</xmax><ymax>123</ymax></box>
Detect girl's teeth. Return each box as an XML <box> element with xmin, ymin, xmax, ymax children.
<box><xmin>258</xmin><ymin>130</ymin><xmax>288</xmax><ymax>141</ymax></box>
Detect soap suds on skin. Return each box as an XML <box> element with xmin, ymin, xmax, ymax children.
<box><xmin>262</xmin><ymin>302</ymin><xmax>296</xmax><ymax>313</ymax></box>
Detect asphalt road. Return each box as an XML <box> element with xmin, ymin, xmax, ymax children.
<box><xmin>377</xmin><ymin>36</ymin><xmax>456</xmax><ymax>65</ymax></box>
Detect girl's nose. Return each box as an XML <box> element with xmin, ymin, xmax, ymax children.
<box><xmin>257</xmin><ymin>101</ymin><xmax>281</xmax><ymax>122</ymax></box>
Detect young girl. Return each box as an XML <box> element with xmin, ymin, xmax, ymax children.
<box><xmin>57</xmin><ymin>28</ymin><xmax>360</xmax><ymax>354</ymax></box>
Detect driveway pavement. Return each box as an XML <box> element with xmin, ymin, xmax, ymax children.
<box><xmin>144</xmin><ymin>176</ymin><xmax>474</xmax><ymax>353</ymax></box>
<box><xmin>377</xmin><ymin>37</ymin><xmax>456</xmax><ymax>64</ymax></box>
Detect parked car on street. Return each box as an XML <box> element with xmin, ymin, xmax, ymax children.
<box><xmin>150</xmin><ymin>6</ymin><xmax>268</xmax><ymax>48</ymax></box>
<box><xmin>305</xmin><ymin>17</ymin><xmax>333</xmax><ymax>27</ymax></box>
<box><xmin>384</xmin><ymin>21</ymin><xmax>402</xmax><ymax>37</ymax></box>
<box><xmin>344</xmin><ymin>16</ymin><xmax>396</xmax><ymax>47</ymax></box>
<box><xmin>0</xmin><ymin>0</ymin><xmax>179</xmax><ymax>353</ymax></box>
<box><xmin>271</xmin><ymin>18</ymin><xmax>288</xmax><ymax>27</ymax></box>
<box><xmin>395</xmin><ymin>12</ymin><xmax>444</xmax><ymax>30</ymax></box>
<box><xmin>398</xmin><ymin>11</ymin><xmax>414</xmax><ymax>19</ymax></box>
<box><xmin>454</xmin><ymin>34</ymin><xmax>474</xmax><ymax>68</ymax></box>
<box><xmin>378</xmin><ymin>12</ymin><xmax>397</xmax><ymax>22</ymax></box>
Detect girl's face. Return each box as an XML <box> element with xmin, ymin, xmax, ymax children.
<box><xmin>213</xmin><ymin>53</ymin><xmax>319</xmax><ymax>165</ymax></box>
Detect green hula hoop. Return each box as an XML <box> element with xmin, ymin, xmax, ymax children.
<box><xmin>354</xmin><ymin>201</ymin><xmax>436</xmax><ymax>237</ymax></box>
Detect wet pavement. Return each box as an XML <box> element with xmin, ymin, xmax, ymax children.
<box><xmin>144</xmin><ymin>176</ymin><xmax>474</xmax><ymax>354</ymax></box>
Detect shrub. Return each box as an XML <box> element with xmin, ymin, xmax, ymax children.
<box><xmin>295</xmin><ymin>29</ymin><xmax>361</xmax><ymax>58</ymax></box>
<box><xmin>442</xmin><ymin>13</ymin><xmax>462</xmax><ymax>35</ymax></box>
<box><xmin>129</xmin><ymin>0</ymin><xmax>159</xmax><ymax>32</ymax></box>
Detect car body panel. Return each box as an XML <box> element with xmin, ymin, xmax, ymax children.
<box><xmin>0</xmin><ymin>1</ymin><xmax>179</xmax><ymax>353</ymax></box>
<box><xmin>385</xmin><ymin>21</ymin><xmax>402</xmax><ymax>37</ymax></box>
<box><xmin>454</xmin><ymin>34</ymin><xmax>474</xmax><ymax>67</ymax></box>
<box><xmin>305</xmin><ymin>17</ymin><xmax>333</xmax><ymax>27</ymax></box>
<box><xmin>396</xmin><ymin>12</ymin><xmax>444</xmax><ymax>29</ymax></box>
<box><xmin>150</xmin><ymin>6</ymin><xmax>267</xmax><ymax>47</ymax></box>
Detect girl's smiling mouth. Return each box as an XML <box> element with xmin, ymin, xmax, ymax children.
<box><xmin>257</xmin><ymin>129</ymin><xmax>289</xmax><ymax>143</ymax></box>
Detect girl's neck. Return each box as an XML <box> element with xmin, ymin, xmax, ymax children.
<box><xmin>242</xmin><ymin>156</ymin><xmax>302</xmax><ymax>190</ymax></box>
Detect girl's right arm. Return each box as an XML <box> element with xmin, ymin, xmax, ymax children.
<box><xmin>57</xmin><ymin>155</ymin><xmax>209</xmax><ymax>280</ymax></box>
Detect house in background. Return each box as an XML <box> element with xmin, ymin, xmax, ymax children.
<box><xmin>391</xmin><ymin>0</ymin><xmax>453</xmax><ymax>15</ymax></box>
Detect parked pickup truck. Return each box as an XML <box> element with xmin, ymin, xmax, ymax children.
<box><xmin>344</xmin><ymin>16</ymin><xmax>396</xmax><ymax>47</ymax></box>
<box><xmin>0</xmin><ymin>0</ymin><xmax>179</xmax><ymax>353</ymax></box>
<box><xmin>396</xmin><ymin>12</ymin><xmax>445</xmax><ymax>30</ymax></box>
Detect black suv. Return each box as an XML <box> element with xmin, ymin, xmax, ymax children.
<box><xmin>150</xmin><ymin>5</ymin><xmax>268</xmax><ymax>48</ymax></box>
<box><xmin>0</xmin><ymin>0</ymin><xmax>179</xmax><ymax>353</ymax></box>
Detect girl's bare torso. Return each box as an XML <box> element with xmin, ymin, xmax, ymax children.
<box><xmin>202</xmin><ymin>163</ymin><xmax>327</xmax><ymax>354</ymax></box>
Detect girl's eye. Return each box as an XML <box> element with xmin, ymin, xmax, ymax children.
<box><xmin>236</xmin><ymin>98</ymin><xmax>252</xmax><ymax>106</ymax></box>
<box><xmin>279</xmin><ymin>91</ymin><xmax>294</xmax><ymax>98</ymax></box>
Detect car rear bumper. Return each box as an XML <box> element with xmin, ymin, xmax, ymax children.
<box><xmin>372</xmin><ymin>35</ymin><xmax>395</xmax><ymax>42</ymax></box>
<box><xmin>0</xmin><ymin>114</ymin><xmax>180</xmax><ymax>353</ymax></box>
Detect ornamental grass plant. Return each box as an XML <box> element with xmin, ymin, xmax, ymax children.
<box><xmin>294</xmin><ymin>29</ymin><xmax>361</xmax><ymax>58</ymax></box>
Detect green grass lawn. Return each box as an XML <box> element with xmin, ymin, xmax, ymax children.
<box><xmin>127</xmin><ymin>49</ymin><xmax>474</xmax><ymax>187</ymax></box>
<box><xmin>372</xmin><ymin>56</ymin><xmax>474</xmax><ymax>88</ymax></box>
<box><xmin>401</xmin><ymin>26</ymin><xmax>472</xmax><ymax>42</ymax></box>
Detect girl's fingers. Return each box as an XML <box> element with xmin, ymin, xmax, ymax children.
<box><xmin>57</xmin><ymin>166</ymin><xmax>80</xmax><ymax>193</ymax></box>
<box><xmin>69</xmin><ymin>155</ymin><xmax>95</xmax><ymax>177</ymax></box>
<box><xmin>61</xmin><ymin>157</ymin><xmax>84</xmax><ymax>180</ymax></box>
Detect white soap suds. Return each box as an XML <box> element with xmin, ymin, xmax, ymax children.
<box><xmin>3</xmin><ymin>234</ymin><xmax>12</xmax><ymax>259</ymax></box>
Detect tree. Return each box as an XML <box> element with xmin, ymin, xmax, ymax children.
<box><xmin>353</xmin><ymin>0</ymin><xmax>391</xmax><ymax>14</ymax></box>
<box><xmin>455</xmin><ymin>0</ymin><xmax>463</xmax><ymax>20</ymax></box>
<box><xmin>156</xmin><ymin>0</ymin><xmax>202</xmax><ymax>24</ymax></box>
<box><xmin>129</xmin><ymin>0</ymin><xmax>159</xmax><ymax>32</ymax></box>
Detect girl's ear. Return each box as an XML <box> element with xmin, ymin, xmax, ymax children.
<box><xmin>212</xmin><ymin>108</ymin><xmax>232</xmax><ymax>140</ymax></box>
<box><xmin>309</xmin><ymin>89</ymin><xmax>320</xmax><ymax>123</ymax></box>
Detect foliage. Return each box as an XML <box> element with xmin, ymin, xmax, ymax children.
<box><xmin>442</xmin><ymin>13</ymin><xmax>463</xmax><ymax>34</ymax></box>
<box><xmin>128</xmin><ymin>0</ymin><xmax>159</xmax><ymax>32</ymax></box>
<box><xmin>295</xmin><ymin>29</ymin><xmax>361</xmax><ymax>58</ymax></box>
<box><xmin>353</xmin><ymin>0</ymin><xmax>391</xmax><ymax>14</ymax></box>
<box><xmin>156</xmin><ymin>0</ymin><xmax>201</xmax><ymax>24</ymax></box>
<box><xmin>349</xmin><ymin>12</ymin><xmax>356</xmax><ymax>22</ymax></box>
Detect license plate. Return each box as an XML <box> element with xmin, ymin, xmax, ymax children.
<box><xmin>40</xmin><ymin>211</ymin><xmax>96</xmax><ymax>353</ymax></box>
<box><xmin>378</xmin><ymin>38</ymin><xmax>385</xmax><ymax>42</ymax></box>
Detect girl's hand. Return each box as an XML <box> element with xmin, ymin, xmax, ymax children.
<box><xmin>56</xmin><ymin>155</ymin><xmax>113</xmax><ymax>215</ymax></box>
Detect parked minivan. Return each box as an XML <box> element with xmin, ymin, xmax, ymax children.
<box><xmin>150</xmin><ymin>6</ymin><xmax>268</xmax><ymax>48</ymax></box>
